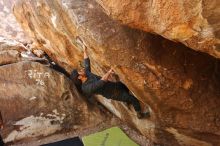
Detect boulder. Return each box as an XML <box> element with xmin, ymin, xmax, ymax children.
<box><xmin>95</xmin><ymin>0</ymin><xmax>220</xmax><ymax>58</ymax></box>
<box><xmin>0</xmin><ymin>61</ymin><xmax>108</xmax><ymax>144</ymax></box>
<box><xmin>13</xmin><ymin>0</ymin><xmax>220</xmax><ymax>145</ymax></box>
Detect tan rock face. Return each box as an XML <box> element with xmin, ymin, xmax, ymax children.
<box><xmin>96</xmin><ymin>0</ymin><xmax>220</xmax><ymax>58</ymax></box>
<box><xmin>13</xmin><ymin>0</ymin><xmax>220</xmax><ymax>145</ymax></box>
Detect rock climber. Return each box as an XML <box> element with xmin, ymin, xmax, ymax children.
<box><xmin>0</xmin><ymin>111</ymin><xmax>4</xmax><ymax>146</ymax></box>
<box><xmin>70</xmin><ymin>46</ymin><xmax>150</xmax><ymax>119</ymax></box>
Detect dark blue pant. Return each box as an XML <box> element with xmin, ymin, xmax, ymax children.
<box><xmin>115</xmin><ymin>92</ymin><xmax>141</xmax><ymax>112</ymax></box>
<box><xmin>101</xmin><ymin>82</ymin><xmax>142</xmax><ymax>112</ymax></box>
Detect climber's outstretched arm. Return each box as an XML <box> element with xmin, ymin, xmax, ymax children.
<box><xmin>101</xmin><ymin>68</ymin><xmax>114</xmax><ymax>81</ymax></box>
<box><xmin>83</xmin><ymin>46</ymin><xmax>91</xmax><ymax>72</ymax></box>
<box><xmin>83</xmin><ymin>46</ymin><xmax>89</xmax><ymax>59</ymax></box>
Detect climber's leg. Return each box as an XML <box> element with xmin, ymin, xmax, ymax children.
<box><xmin>118</xmin><ymin>92</ymin><xmax>141</xmax><ymax>111</ymax></box>
<box><xmin>102</xmin><ymin>81</ymin><xmax>150</xmax><ymax>119</ymax></box>
<box><xmin>114</xmin><ymin>91</ymin><xmax>150</xmax><ymax>119</ymax></box>
<box><xmin>51</xmin><ymin>63</ymin><xmax>70</xmax><ymax>77</ymax></box>
<box><xmin>126</xmin><ymin>94</ymin><xmax>150</xmax><ymax>119</ymax></box>
<box><xmin>44</xmin><ymin>54</ymin><xmax>70</xmax><ymax>77</ymax></box>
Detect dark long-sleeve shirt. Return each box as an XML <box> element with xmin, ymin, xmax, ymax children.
<box><xmin>81</xmin><ymin>58</ymin><xmax>130</xmax><ymax>99</ymax></box>
<box><xmin>81</xmin><ymin>58</ymin><xmax>106</xmax><ymax>96</ymax></box>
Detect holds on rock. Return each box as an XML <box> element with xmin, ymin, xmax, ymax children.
<box><xmin>33</xmin><ymin>49</ymin><xmax>45</xmax><ymax>58</ymax></box>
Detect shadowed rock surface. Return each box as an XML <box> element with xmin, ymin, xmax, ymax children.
<box><xmin>96</xmin><ymin>0</ymin><xmax>220</xmax><ymax>58</ymax></box>
<box><xmin>11</xmin><ymin>0</ymin><xmax>220</xmax><ymax>145</ymax></box>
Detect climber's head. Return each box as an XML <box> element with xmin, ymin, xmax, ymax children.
<box><xmin>77</xmin><ymin>68</ymin><xmax>88</xmax><ymax>83</ymax></box>
<box><xmin>76</xmin><ymin>60</ymin><xmax>88</xmax><ymax>82</ymax></box>
<box><xmin>78</xmin><ymin>68</ymin><xmax>86</xmax><ymax>77</ymax></box>
<box><xmin>70</xmin><ymin>69</ymin><xmax>83</xmax><ymax>93</ymax></box>
<box><xmin>70</xmin><ymin>67</ymin><xmax>87</xmax><ymax>84</ymax></box>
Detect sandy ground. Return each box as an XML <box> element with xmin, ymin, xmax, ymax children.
<box><xmin>8</xmin><ymin>116</ymin><xmax>153</xmax><ymax>146</ymax></box>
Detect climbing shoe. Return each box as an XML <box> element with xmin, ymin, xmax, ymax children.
<box><xmin>137</xmin><ymin>111</ymin><xmax>150</xmax><ymax>119</ymax></box>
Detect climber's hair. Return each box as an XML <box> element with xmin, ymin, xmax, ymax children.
<box><xmin>70</xmin><ymin>69</ymin><xmax>79</xmax><ymax>80</ymax></box>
